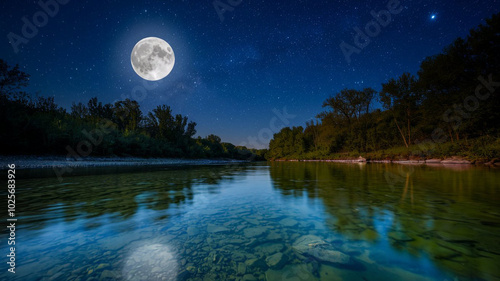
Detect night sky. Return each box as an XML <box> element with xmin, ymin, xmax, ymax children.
<box><xmin>1</xmin><ymin>0</ymin><xmax>498</xmax><ymax>148</ymax></box>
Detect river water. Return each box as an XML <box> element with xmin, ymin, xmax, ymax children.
<box><xmin>1</xmin><ymin>162</ymin><xmax>499</xmax><ymax>280</ymax></box>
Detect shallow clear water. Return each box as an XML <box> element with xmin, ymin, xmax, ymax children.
<box><xmin>1</xmin><ymin>162</ymin><xmax>499</xmax><ymax>280</ymax></box>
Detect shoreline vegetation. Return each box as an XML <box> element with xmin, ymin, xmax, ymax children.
<box><xmin>0</xmin><ymin>60</ymin><xmax>267</xmax><ymax>161</ymax></box>
<box><xmin>269</xmin><ymin>136</ymin><xmax>500</xmax><ymax>165</ymax></box>
<box><xmin>266</xmin><ymin>14</ymin><xmax>500</xmax><ymax>165</ymax></box>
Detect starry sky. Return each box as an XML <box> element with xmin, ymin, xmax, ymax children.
<box><xmin>1</xmin><ymin>0</ymin><xmax>498</xmax><ymax>148</ymax></box>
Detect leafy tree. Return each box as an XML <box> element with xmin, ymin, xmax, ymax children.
<box><xmin>145</xmin><ymin>105</ymin><xmax>197</xmax><ymax>152</ymax></box>
<box><xmin>0</xmin><ymin>59</ymin><xmax>30</xmax><ymax>98</ymax></box>
<box><xmin>418</xmin><ymin>13</ymin><xmax>500</xmax><ymax>141</ymax></box>
<box><xmin>268</xmin><ymin>127</ymin><xmax>305</xmax><ymax>159</ymax></box>
<box><xmin>87</xmin><ymin>97</ymin><xmax>113</xmax><ymax>122</ymax></box>
<box><xmin>71</xmin><ymin>102</ymin><xmax>90</xmax><ymax>120</ymax></box>
<box><xmin>205</xmin><ymin>134</ymin><xmax>224</xmax><ymax>156</ymax></box>
<box><xmin>113</xmin><ymin>99</ymin><xmax>142</xmax><ymax>134</ymax></box>
<box><xmin>380</xmin><ymin>73</ymin><xmax>421</xmax><ymax>147</ymax></box>
<box><xmin>321</xmin><ymin>88</ymin><xmax>375</xmax><ymax>126</ymax></box>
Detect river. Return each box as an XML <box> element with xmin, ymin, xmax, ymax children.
<box><xmin>1</xmin><ymin>162</ymin><xmax>499</xmax><ymax>280</ymax></box>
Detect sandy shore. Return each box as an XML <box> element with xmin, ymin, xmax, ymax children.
<box><xmin>0</xmin><ymin>155</ymin><xmax>248</xmax><ymax>170</ymax></box>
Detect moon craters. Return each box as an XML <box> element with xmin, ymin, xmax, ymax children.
<box><xmin>131</xmin><ymin>37</ymin><xmax>175</xmax><ymax>81</ymax></box>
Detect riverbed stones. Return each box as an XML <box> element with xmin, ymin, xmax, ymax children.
<box><xmin>232</xmin><ymin>251</ymin><xmax>246</xmax><ymax>262</ymax></box>
<box><xmin>434</xmin><ymin>222</ymin><xmax>478</xmax><ymax>242</ymax></box>
<box><xmin>265</xmin><ymin>264</ymin><xmax>317</xmax><ymax>281</ymax></box>
<box><xmin>313</xmin><ymin>221</ymin><xmax>326</xmax><ymax>230</ymax></box>
<box><xmin>319</xmin><ymin>264</ymin><xmax>346</xmax><ymax>281</ymax></box>
<box><xmin>308</xmin><ymin>247</ymin><xmax>350</xmax><ymax>264</ymax></box>
<box><xmin>245</xmin><ymin>258</ymin><xmax>268</xmax><ymax>271</ymax></box>
<box><xmin>292</xmin><ymin>235</ymin><xmax>350</xmax><ymax>265</ymax></box>
<box><xmin>244</xmin><ymin>218</ymin><xmax>260</xmax><ymax>225</ymax></box>
<box><xmin>186</xmin><ymin>265</ymin><xmax>196</xmax><ymax>273</ymax></box>
<box><xmin>255</xmin><ymin>243</ymin><xmax>284</xmax><ymax>255</ymax></box>
<box><xmin>237</xmin><ymin>262</ymin><xmax>247</xmax><ymax>275</ymax></box>
<box><xmin>243</xmin><ymin>226</ymin><xmax>268</xmax><ymax>238</ymax></box>
<box><xmin>207</xmin><ymin>224</ymin><xmax>230</xmax><ymax>233</ymax></box>
<box><xmin>187</xmin><ymin>226</ymin><xmax>200</xmax><ymax>236</ymax></box>
<box><xmin>432</xmin><ymin>245</ymin><xmax>461</xmax><ymax>260</ymax></box>
<box><xmin>388</xmin><ymin>231</ymin><xmax>414</xmax><ymax>242</ymax></box>
<box><xmin>279</xmin><ymin>218</ymin><xmax>298</xmax><ymax>227</ymax></box>
<box><xmin>292</xmin><ymin>235</ymin><xmax>327</xmax><ymax>253</ymax></box>
<box><xmin>188</xmin><ymin>237</ymin><xmax>203</xmax><ymax>245</ymax></box>
<box><xmin>360</xmin><ymin>228</ymin><xmax>378</xmax><ymax>241</ymax></box>
<box><xmin>265</xmin><ymin>231</ymin><xmax>282</xmax><ymax>242</ymax></box>
<box><xmin>227</xmin><ymin>238</ymin><xmax>245</xmax><ymax>244</ymax></box>
<box><xmin>100</xmin><ymin>270</ymin><xmax>116</xmax><ymax>279</ymax></box>
<box><xmin>242</xmin><ymin>274</ymin><xmax>257</xmax><ymax>280</ymax></box>
<box><xmin>266</xmin><ymin>252</ymin><xmax>287</xmax><ymax>269</ymax></box>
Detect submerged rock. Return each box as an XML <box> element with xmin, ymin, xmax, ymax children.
<box><xmin>308</xmin><ymin>247</ymin><xmax>350</xmax><ymax>264</ymax></box>
<box><xmin>244</xmin><ymin>227</ymin><xmax>268</xmax><ymax>238</ymax></box>
<box><xmin>237</xmin><ymin>262</ymin><xmax>247</xmax><ymax>275</ymax></box>
<box><xmin>207</xmin><ymin>224</ymin><xmax>230</xmax><ymax>233</ymax></box>
<box><xmin>279</xmin><ymin>218</ymin><xmax>298</xmax><ymax>227</ymax></box>
<box><xmin>266</xmin><ymin>252</ymin><xmax>287</xmax><ymax>269</ymax></box>
<box><xmin>187</xmin><ymin>226</ymin><xmax>200</xmax><ymax>236</ymax></box>
<box><xmin>292</xmin><ymin>235</ymin><xmax>350</xmax><ymax>265</ymax></box>
<box><xmin>388</xmin><ymin>231</ymin><xmax>414</xmax><ymax>242</ymax></box>
<box><xmin>292</xmin><ymin>235</ymin><xmax>326</xmax><ymax>254</ymax></box>
<box><xmin>360</xmin><ymin>228</ymin><xmax>378</xmax><ymax>241</ymax></box>
<box><xmin>245</xmin><ymin>258</ymin><xmax>268</xmax><ymax>271</ymax></box>
<box><xmin>265</xmin><ymin>264</ymin><xmax>316</xmax><ymax>281</ymax></box>
<box><xmin>244</xmin><ymin>218</ymin><xmax>260</xmax><ymax>225</ymax></box>
<box><xmin>265</xmin><ymin>231</ymin><xmax>282</xmax><ymax>242</ymax></box>
<box><xmin>255</xmin><ymin>243</ymin><xmax>284</xmax><ymax>255</ymax></box>
<box><xmin>242</xmin><ymin>274</ymin><xmax>257</xmax><ymax>280</ymax></box>
<box><xmin>100</xmin><ymin>269</ymin><xmax>116</xmax><ymax>279</ymax></box>
<box><xmin>226</xmin><ymin>238</ymin><xmax>245</xmax><ymax>245</ymax></box>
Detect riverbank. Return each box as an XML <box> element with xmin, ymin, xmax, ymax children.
<box><xmin>268</xmin><ymin>135</ymin><xmax>500</xmax><ymax>166</ymax></box>
<box><xmin>0</xmin><ymin>155</ymin><xmax>249</xmax><ymax>170</ymax></box>
<box><xmin>271</xmin><ymin>137</ymin><xmax>500</xmax><ymax>166</ymax></box>
<box><xmin>274</xmin><ymin>156</ymin><xmax>500</xmax><ymax>166</ymax></box>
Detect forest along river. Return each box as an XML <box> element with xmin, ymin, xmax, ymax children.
<box><xmin>1</xmin><ymin>162</ymin><xmax>499</xmax><ymax>280</ymax></box>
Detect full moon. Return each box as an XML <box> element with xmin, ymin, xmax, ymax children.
<box><xmin>131</xmin><ymin>37</ymin><xmax>175</xmax><ymax>81</ymax></box>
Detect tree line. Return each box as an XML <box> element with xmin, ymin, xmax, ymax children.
<box><xmin>267</xmin><ymin>13</ymin><xmax>500</xmax><ymax>160</ymax></box>
<box><xmin>0</xmin><ymin>61</ymin><xmax>265</xmax><ymax>160</ymax></box>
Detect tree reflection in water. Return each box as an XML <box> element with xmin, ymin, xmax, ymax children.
<box><xmin>8</xmin><ymin>164</ymin><xmax>246</xmax><ymax>233</ymax></box>
<box><xmin>269</xmin><ymin>161</ymin><xmax>500</xmax><ymax>279</ymax></box>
